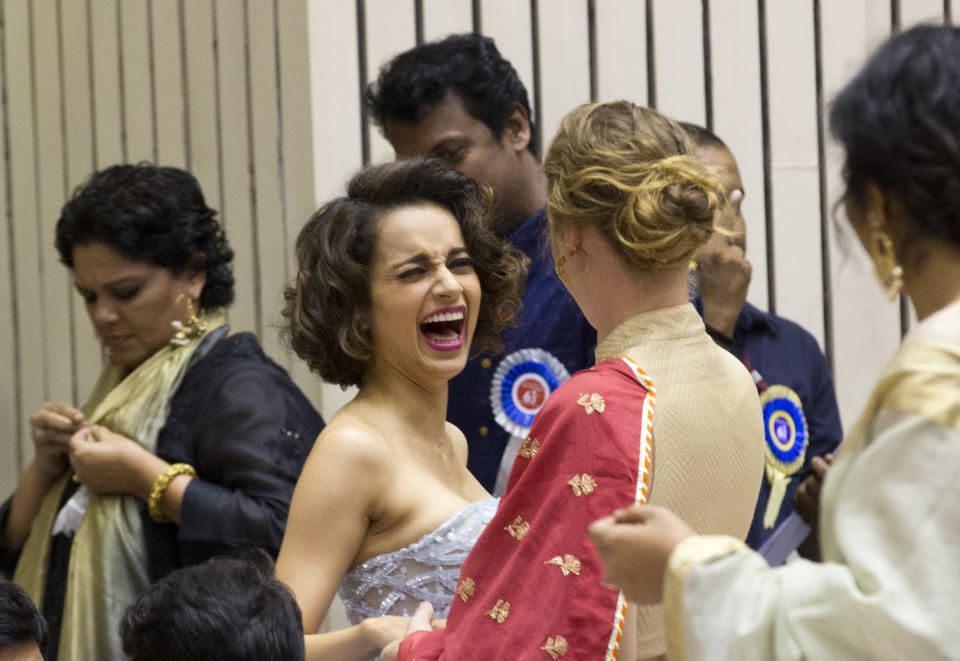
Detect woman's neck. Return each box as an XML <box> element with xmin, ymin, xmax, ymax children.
<box><xmin>590</xmin><ymin>267</ymin><xmax>690</xmax><ymax>344</ymax></box>
<box><xmin>904</xmin><ymin>240</ymin><xmax>960</xmax><ymax>321</ymax></box>
<box><xmin>355</xmin><ymin>364</ymin><xmax>450</xmax><ymax>442</ymax></box>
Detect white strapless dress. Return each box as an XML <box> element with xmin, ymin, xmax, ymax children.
<box><xmin>338</xmin><ymin>497</ymin><xmax>498</xmax><ymax>624</ymax></box>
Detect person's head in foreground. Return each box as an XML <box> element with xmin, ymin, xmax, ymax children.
<box><xmin>0</xmin><ymin>581</ymin><xmax>48</xmax><ymax>661</ymax></box>
<box><xmin>366</xmin><ymin>33</ymin><xmax>543</xmax><ymax>237</ymax></box>
<box><xmin>542</xmin><ymin>100</ymin><xmax>723</xmax><ymax>338</ymax></box>
<box><xmin>55</xmin><ymin>163</ymin><xmax>234</xmax><ymax>370</ymax></box>
<box><xmin>588</xmin><ymin>22</ymin><xmax>960</xmax><ymax>604</ymax></box>
<box><xmin>120</xmin><ymin>552</ymin><xmax>304</xmax><ymax>661</ymax></box>
<box><xmin>284</xmin><ymin>157</ymin><xmax>524</xmax><ymax>388</ymax></box>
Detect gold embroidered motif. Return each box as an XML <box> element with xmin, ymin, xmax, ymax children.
<box><xmin>486</xmin><ymin>599</ymin><xmax>511</xmax><ymax>623</ymax></box>
<box><xmin>504</xmin><ymin>515</ymin><xmax>530</xmax><ymax>540</ymax></box>
<box><xmin>541</xmin><ymin>635</ymin><xmax>569</xmax><ymax>659</ymax></box>
<box><xmin>567</xmin><ymin>473</ymin><xmax>597</xmax><ymax>496</ymax></box>
<box><xmin>545</xmin><ymin>554</ymin><xmax>582</xmax><ymax>576</ymax></box>
<box><xmin>577</xmin><ymin>392</ymin><xmax>606</xmax><ymax>414</ymax></box>
<box><xmin>518</xmin><ymin>437</ymin><xmax>540</xmax><ymax>459</ymax></box>
<box><xmin>457</xmin><ymin>577</ymin><xmax>475</xmax><ymax>602</ymax></box>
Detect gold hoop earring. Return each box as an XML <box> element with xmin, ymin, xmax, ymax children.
<box><xmin>170</xmin><ymin>295</ymin><xmax>206</xmax><ymax>346</ymax></box>
<box><xmin>869</xmin><ymin>228</ymin><xmax>903</xmax><ymax>301</ymax></box>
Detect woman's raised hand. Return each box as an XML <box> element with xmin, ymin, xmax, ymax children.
<box><xmin>29</xmin><ymin>402</ymin><xmax>86</xmax><ymax>480</ymax></box>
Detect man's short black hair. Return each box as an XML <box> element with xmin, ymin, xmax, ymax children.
<box><xmin>365</xmin><ymin>33</ymin><xmax>537</xmax><ymax>155</ymax></box>
<box><xmin>120</xmin><ymin>552</ymin><xmax>304</xmax><ymax>661</ymax></box>
<box><xmin>679</xmin><ymin>122</ymin><xmax>728</xmax><ymax>150</ymax></box>
<box><xmin>0</xmin><ymin>580</ymin><xmax>49</xmax><ymax>659</ymax></box>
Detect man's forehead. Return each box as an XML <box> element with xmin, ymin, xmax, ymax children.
<box><xmin>386</xmin><ymin>93</ymin><xmax>480</xmax><ymax>154</ymax></box>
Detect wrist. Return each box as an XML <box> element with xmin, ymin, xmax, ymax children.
<box><xmin>702</xmin><ymin>305</ymin><xmax>741</xmax><ymax>338</ymax></box>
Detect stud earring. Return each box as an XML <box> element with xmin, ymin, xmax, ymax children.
<box><xmin>170</xmin><ymin>295</ymin><xmax>206</xmax><ymax>346</ymax></box>
<box><xmin>868</xmin><ymin>223</ymin><xmax>903</xmax><ymax>301</ymax></box>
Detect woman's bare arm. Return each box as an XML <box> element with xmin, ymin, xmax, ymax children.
<box><xmin>276</xmin><ymin>423</ymin><xmax>408</xmax><ymax>661</ymax></box>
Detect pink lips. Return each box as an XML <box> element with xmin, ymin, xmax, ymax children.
<box><xmin>102</xmin><ymin>334</ymin><xmax>130</xmax><ymax>350</ymax></box>
<box><xmin>419</xmin><ymin>304</ymin><xmax>466</xmax><ymax>352</ymax></box>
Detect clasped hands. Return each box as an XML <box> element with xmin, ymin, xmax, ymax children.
<box><xmin>30</xmin><ymin>401</ymin><xmax>150</xmax><ymax>496</ymax></box>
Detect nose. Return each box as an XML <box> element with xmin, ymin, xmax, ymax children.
<box><xmin>90</xmin><ymin>299</ymin><xmax>120</xmax><ymax>326</ymax></box>
<box><xmin>434</xmin><ymin>265</ymin><xmax>463</xmax><ymax>298</ymax></box>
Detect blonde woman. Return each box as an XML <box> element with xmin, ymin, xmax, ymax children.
<box><xmin>389</xmin><ymin>101</ymin><xmax>764</xmax><ymax>661</ymax></box>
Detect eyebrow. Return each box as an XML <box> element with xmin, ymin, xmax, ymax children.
<box><xmin>74</xmin><ymin>276</ymin><xmax>144</xmax><ymax>291</ymax></box>
<box><xmin>391</xmin><ymin>247</ymin><xmax>469</xmax><ymax>269</ymax></box>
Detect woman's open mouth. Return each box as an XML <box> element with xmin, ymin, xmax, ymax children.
<box><xmin>419</xmin><ymin>305</ymin><xmax>466</xmax><ymax>352</ymax></box>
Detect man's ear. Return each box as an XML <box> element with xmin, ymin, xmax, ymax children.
<box><xmin>503</xmin><ymin>103</ymin><xmax>532</xmax><ymax>153</ymax></box>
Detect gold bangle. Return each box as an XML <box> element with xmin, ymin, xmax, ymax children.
<box><xmin>148</xmin><ymin>463</ymin><xmax>197</xmax><ymax>523</ymax></box>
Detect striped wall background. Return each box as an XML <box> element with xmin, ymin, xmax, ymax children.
<box><xmin>2</xmin><ymin>0</ymin><xmax>953</xmax><ymax>497</ymax></box>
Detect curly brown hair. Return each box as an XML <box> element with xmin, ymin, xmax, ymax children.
<box><xmin>284</xmin><ymin>158</ymin><xmax>526</xmax><ymax>387</ymax></box>
<box><xmin>543</xmin><ymin>101</ymin><xmax>722</xmax><ymax>271</ymax></box>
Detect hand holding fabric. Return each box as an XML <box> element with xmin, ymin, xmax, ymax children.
<box><xmin>588</xmin><ymin>505</ymin><xmax>695</xmax><ymax>604</ymax></box>
<box><xmin>29</xmin><ymin>401</ymin><xmax>86</xmax><ymax>480</ymax></box>
<box><xmin>68</xmin><ymin>425</ymin><xmax>157</xmax><ymax>497</ymax></box>
<box><xmin>382</xmin><ymin>601</ymin><xmax>436</xmax><ymax>661</ymax></box>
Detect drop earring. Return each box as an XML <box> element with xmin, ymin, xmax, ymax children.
<box><xmin>868</xmin><ymin>220</ymin><xmax>903</xmax><ymax>301</ymax></box>
<box><xmin>170</xmin><ymin>295</ymin><xmax>206</xmax><ymax>346</ymax></box>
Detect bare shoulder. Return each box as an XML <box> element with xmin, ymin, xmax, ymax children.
<box><xmin>300</xmin><ymin>414</ymin><xmax>394</xmax><ymax>485</ymax></box>
<box><xmin>446</xmin><ymin>421</ymin><xmax>469</xmax><ymax>465</ymax></box>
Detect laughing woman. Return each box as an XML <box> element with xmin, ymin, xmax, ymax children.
<box><xmin>276</xmin><ymin>158</ymin><xmax>525</xmax><ymax>661</ymax></box>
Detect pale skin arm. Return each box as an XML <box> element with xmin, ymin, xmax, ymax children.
<box><xmin>3</xmin><ymin>402</ymin><xmax>85</xmax><ymax>550</ymax></box>
<box><xmin>275</xmin><ymin>426</ymin><xmax>409</xmax><ymax>661</ymax></box>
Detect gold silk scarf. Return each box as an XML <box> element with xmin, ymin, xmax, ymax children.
<box><xmin>14</xmin><ymin>314</ymin><xmax>226</xmax><ymax>661</ymax></box>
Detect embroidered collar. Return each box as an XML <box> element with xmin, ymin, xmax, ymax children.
<box><xmin>595</xmin><ymin>303</ymin><xmax>705</xmax><ymax>362</ymax></box>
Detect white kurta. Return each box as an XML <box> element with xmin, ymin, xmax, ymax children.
<box><xmin>663</xmin><ymin>299</ymin><xmax>960</xmax><ymax>661</ymax></box>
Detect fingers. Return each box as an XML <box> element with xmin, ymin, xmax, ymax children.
<box><xmin>429</xmin><ymin>618</ymin><xmax>447</xmax><ymax>630</ymax></box>
<box><xmin>811</xmin><ymin>455</ymin><xmax>831</xmax><ymax>480</ymax></box>
<box><xmin>378</xmin><ymin>640</ymin><xmax>399</xmax><ymax>661</ymax></box>
<box><xmin>407</xmin><ymin>601</ymin><xmax>434</xmax><ymax>634</ymax></box>
<box><xmin>31</xmin><ymin>402</ymin><xmax>86</xmax><ymax>445</ymax></box>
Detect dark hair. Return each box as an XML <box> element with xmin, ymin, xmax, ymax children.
<box><xmin>830</xmin><ymin>24</ymin><xmax>960</xmax><ymax>250</ymax></box>
<box><xmin>0</xmin><ymin>580</ymin><xmax>49</xmax><ymax>659</ymax></box>
<box><xmin>55</xmin><ymin>164</ymin><xmax>235</xmax><ymax>309</ymax></box>
<box><xmin>679</xmin><ymin>122</ymin><xmax>728</xmax><ymax>151</ymax></box>
<box><xmin>120</xmin><ymin>551</ymin><xmax>304</xmax><ymax>661</ymax></box>
<box><xmin>284</xmin><ymin>157</ymin><xmax>526</xmax><ymax>387</ymax></box>
<box><xmin>365</xmin><ymin>33</ymin><xmax>538</xmax><ymax>155</ymax></box>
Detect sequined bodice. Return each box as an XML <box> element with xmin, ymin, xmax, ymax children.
<box><xmin>338</xmin><ymin>497</ymin><xmax>498</xmax><ymax>624</ymax></box>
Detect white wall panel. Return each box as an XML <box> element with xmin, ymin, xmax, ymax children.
<box><xmin>365</xmin><ymin>0</ymin><xmax>417</xmax><ymax>164</ymax></box>
<box><xmin>537</xmin><ymin>0</ymin><xmax>591</xmax><ymax>152</ymax></box>
<box><xmin>765</xmin><ymin>0</ymin><xmax>824</xmax><ymax>347</ymax></box>
<box><xmin>652</xmin><ymin>0</ymin><xmax>706</xmax><ymax>125</ymax></box>
<box><xmin>423</xmin><ymin>0</ymin><xmax>472</xmax><ymax>40</ymax></box>
<box><xmin>595</xmin><ymin>0</ymin><xmax>649</xmax><ymax>106</ymax></box>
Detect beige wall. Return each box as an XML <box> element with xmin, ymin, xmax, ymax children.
<box><xmin>1</xmin><ymin>0</ymin><xmax>953</xmax><ymax>499</ymax></box>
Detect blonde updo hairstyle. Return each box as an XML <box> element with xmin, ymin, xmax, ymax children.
<box><xmin>543</xmin><ymin>101</ymin><xmax>722</xmax><ymax>271</ymax></box>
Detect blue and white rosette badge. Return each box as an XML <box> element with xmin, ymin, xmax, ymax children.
<box><xmin>491</xmin><ymin>348</ymin><xmax>571</xmax><ymax>438</ymax></box>
<box><xmin>760</xmin><ymin>385</ymin><xmax>808</xmax><ymax>529</ymax></box>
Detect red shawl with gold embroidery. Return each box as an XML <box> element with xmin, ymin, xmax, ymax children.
<box><xmin>399</xmin><ymin>357</ymin><xmax>655</xmax><ymax>660</ymax></box>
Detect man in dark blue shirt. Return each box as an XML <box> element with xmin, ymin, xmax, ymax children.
<box><xmin>366</xmin><ymin>34</ymin><xmax>595</xmax><ymax>493</ymax></box>
<box><xmin>684</xmin><ymin>123</ymin><xmax>843</xmax><ymax>551</ymax></box>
